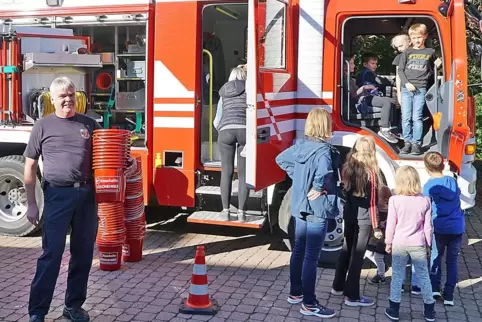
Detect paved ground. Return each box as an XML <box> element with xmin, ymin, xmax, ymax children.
<box><xmin>1</xmin><ymin>202</ymin><xmax>482</xmax><ymax>321</ymax></box>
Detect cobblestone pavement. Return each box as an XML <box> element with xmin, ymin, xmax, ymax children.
<box><xmin>1</xmin><ymin>206</ymin><xmax>482</xmax><ymax>322</ymax></box>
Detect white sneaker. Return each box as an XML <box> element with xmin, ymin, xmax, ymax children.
<box><xmin>331</xmin><ymin>289</ymin><xmax>343</xmax><ymax>296</ymax></box>
<box><xmin>444</xmin><ymin>299</ymin><xmax>454</xmax><ymax>306</ymax></box>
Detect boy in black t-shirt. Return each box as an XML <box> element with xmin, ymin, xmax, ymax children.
<box><xmin>397</xmin><ymin>24</ymin><xmax>442</xmax><ymax>155</ymax></box>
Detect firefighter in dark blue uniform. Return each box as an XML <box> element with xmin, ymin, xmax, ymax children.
<box><xmin>24</xmin><ymin>77</ymin><xmax>101</xmax><ymax>322</ymax></box>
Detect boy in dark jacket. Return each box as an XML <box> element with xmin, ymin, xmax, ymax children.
<box><xmin>356</xmin><ymin>53</ymin><xmax>399</xmax><ymax>144</ymax></box>
<box><xmin>276</xmin><ymin>108</ymin><xmax>339</xmax><ymax>319</ymax></box>
<box><xmin>423</xmin><ymin>152</ymin><xmax>465</xmax><ymax>306</ymax></box>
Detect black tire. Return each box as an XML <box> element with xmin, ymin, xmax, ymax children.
<box><xmin>0</xmin><ymin>155</ymin><xmax>44</xmax><ymax>236</ymax></box>
<box><xmin>278</xmin><ymin>187</ymin><xmax>343</xmax><ymax>268</ymax></box>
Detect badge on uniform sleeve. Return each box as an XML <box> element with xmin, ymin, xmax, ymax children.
<box><xmin>80</xmin><ymin>128</ymin><xmax>90</xmax><ymax>139</ymax></box>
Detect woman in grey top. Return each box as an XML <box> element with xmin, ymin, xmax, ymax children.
<box><xmin>213</xmin><ymin>65</ymin><xmax>249</xmax><ymax>222</ymax></box>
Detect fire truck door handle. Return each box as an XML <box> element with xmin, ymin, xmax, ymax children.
<box><xmin>257</xmin><ymin>127</ymin><xmax>270</xmax><ymax>144</ymax></box>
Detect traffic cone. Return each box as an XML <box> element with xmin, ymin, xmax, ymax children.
<box><xmin>179</xmin><ymin>246</ymin><xmax>218</xmax><ymax>315</ymax></box>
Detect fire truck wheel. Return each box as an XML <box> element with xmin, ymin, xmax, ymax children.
<box><xmin>278</xmin><ymin>186</ymin><xmax>343</xmax><ymax>268</ymax></box>
<box><xmin>0</xmin><ymin>156</ymin><xmax>44</xmax><ymax>237</ymax></box>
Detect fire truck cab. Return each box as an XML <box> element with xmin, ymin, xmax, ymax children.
<box><xmin>0</xmin><ymin>0</ymin><xmax>478</xmax><ymax>261</ymax></box>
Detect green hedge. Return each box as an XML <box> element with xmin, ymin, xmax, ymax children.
<box><xmin>474</xmin><ymin>94</ymin><xmax>482</xmax><ymax>160</ymax></box>
<box><xmin>468</xmin><ymin>0</ymin><xmax>482</xmax><ymax>160</ymax></box>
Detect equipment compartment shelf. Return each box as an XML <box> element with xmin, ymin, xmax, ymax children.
<box><xmin>117</xmin><ymin>53</ymin><xmax>146</xmax><ymax>57</ymax></box>
<box><xmin>93</xmin><ymin>109</ymin><xmax>145</xmax><ymax>114</ymax></box>
<box><xmin>23</xmin><ymin>52</ymin><xmax>102</xmax><ymax>72</ymax></box>
<box><xmin>117</xmin><ymin>77</ymin><xmax>145</xmax><ymax>81</ymax></box>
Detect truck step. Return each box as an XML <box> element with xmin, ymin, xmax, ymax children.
<box><xmin>187</xmin><ymin>210</ymin><xmax>266</xmax><ymax>229</ymax></box>
<box><xmin>196</xmin><ymin>181</ymin><xmax>263</xmax><ymax>198</ymax></box>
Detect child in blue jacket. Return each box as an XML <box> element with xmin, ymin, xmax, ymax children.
<box><xmin>276</xmin><ymin>108</ymin><xmax>339</xmax><ymax>319</ymax></box>
<box><xmin>423</xmin><ymin>152</ymin><xmax>465</xmax><ymax>306</ymax></box>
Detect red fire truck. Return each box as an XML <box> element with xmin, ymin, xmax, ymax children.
<box><xmin>0</xmin><ymin>0</ymin><xmax>478</xmax><ymax>260</ymax></box>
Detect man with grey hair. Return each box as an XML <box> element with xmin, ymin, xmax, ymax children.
<box><xmin>24</xmin><ymin>76</ymin><xmax>101</xmax><ymax>322</ymax></box>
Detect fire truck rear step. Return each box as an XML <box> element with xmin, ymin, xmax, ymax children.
<box><xmin>196</xmin><ymin>181</ymin><xmax>263</xmax><ymax>198</ymax></box>
<box><xmin>187</xmin><ymin>210</ymin><xmax>266</xmax><ymax>228</ymax></box>
<box><xmin>202</xmin><ymin>160</ymin><xmax>222</xmax><ymax>168</ymax></box>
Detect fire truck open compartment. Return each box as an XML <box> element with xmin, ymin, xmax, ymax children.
<box><xmin>340</xmin><ymin>16</ymin><xmax>447</xmax><ymax>158</ymax></box>
<box><xmin>0</xmin><ymin>15</ymin><xmax>148</xmax><ymax>236</ymax></box>
<box><xmin>0</xmin><ymin>16</ymin><xmax>149</xmax><ymax>148</ymax></box>
<box><xmin>60</xmin><ymin>21</ymin><xmax>149</xmax><ymax>148</ymax></box>
<box><xmin>200</xmin><ymin>3</ymin><xmax>248</xmax><ymax>167</ymax></box>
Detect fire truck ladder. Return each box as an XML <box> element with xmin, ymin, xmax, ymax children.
<box><xmin>0</xmin><ymin>27</ymin><xmax>20</xmax><ymax>126</ymax></box>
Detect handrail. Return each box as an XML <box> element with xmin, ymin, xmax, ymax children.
<box><xmin>203</xmin><ymin>49</ymin><xmax>213</xmax><ymax>161</ymax></box>
<box><xmin>344</xmin><ymin>59</ymin><xmax>351</xmax><ymax>122</ymax></box>
<box><xmin>434</xmin><ymin>64</ymin><xmax>439</xmax><ymax>113</ymax></box>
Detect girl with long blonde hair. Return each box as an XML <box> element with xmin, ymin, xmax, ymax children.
<box><xmin>331</xmin><ymin>136</ymin><xmax>382</xmax><ymax>307</ymax></box>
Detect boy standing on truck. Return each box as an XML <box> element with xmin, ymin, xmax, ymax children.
<box><xmin>397</xmin><ymin>23</ymin><xmax>442</xmax><ymax>155</ymax></box>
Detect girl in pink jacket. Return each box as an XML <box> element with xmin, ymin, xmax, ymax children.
<box><xmin>384</xmin><ymin>166</ymin><xmax>436</xmax><ymax>322</ymax></box>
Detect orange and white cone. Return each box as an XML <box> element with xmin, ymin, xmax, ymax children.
<box><xmin>179</xmin><ymin>246</ymin><xmax>218</xmax><ymax>315</ymax></box>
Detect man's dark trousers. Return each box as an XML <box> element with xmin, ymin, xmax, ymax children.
<box><xmin>28</xmin><ymin>183</ymin><xmax>98</xmax><ymax>317</ymax></box>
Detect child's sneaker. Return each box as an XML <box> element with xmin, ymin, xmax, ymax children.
<box><xmin>411</xmin><ymin>286</ymin><xmax>421</xmax><ymax>295</ymax></box>
<box><xmin>385</xmin><ymin>300</ymin><xmax>400</xmax><ymax>321</ymax></box>
<box><xmin>287</xmin><ymin>295</ymin><xmax>303</xmax><ymax>304</ymax></box>
<box><xmin>369</xmin><ymin>274</ymin><xmax>386</xmax><ymax>284</ymax></box>
<box><xmin>423</xmin><ymin>302</ymin><xmax>436</xmax><ymax>322</ymax></box>
<box><xmin>344</xmin><ymin>295</ymin><xmax>375</xmax><ymax>307</ymax></box>
<box><xmin>443</xmin><ymin>293</ymin><xmax>454</xmax><ymax>306</ymax></box>
<box><xmin>400</xmin><ymin>142</ymin><xmax>412</xmax><ymax>154</ymax></box>
<box><xmin>300</xmin><ymin>300</ymin><xmax>336</xmax><ymax>318</ymax></box>
<box><xmin>378</xmin><ymin>129</ymin><xmax>399</xmax><ymax>144</ymax></box>
<box><xmin>411</xmin><ymin>143</ymin><xmax>422</xmax><ymax>155</ymax></box>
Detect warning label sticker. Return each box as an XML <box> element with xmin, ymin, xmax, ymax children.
<box><xmin>122</xmin><ymin>244</ymin><xmax>130</xmax><ymax>256</ymax></box>
<box><xmin>95</xmin><ymin>176</ymin><xmax>121</xmax><ymax>193</ymax></box>
<box><xmin>99</xmin><ymin>251</ymin><xmax>119</xmax><ymax>265</ymax></box>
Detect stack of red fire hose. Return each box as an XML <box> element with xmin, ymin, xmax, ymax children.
<box><xmin>92</xmin><ymin>129</ymin><xmax>146</xmax><ymax>271</ymax></box>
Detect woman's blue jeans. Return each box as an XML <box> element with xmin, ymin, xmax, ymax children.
<box><xmin>290</xmin><ymin>215</ymin><xmax>328</xmax><ymax>305</ymax></box>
